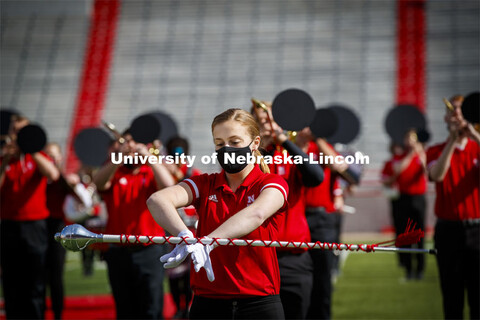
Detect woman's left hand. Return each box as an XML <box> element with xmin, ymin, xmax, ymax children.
<box><xmin>188</xmin><ymin>239</ymin><xmax>216</xmax><ymax>282</ymax></box>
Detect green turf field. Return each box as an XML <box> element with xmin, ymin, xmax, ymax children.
<box><xmin>63</xmin><ymin>250</ymin><xmax>110</xmax><ymax>296</ymax></box>
<box><xmin>332</xmin><ymin>250</ymin><xmax>443</xmax><ymax>319</ymax></box>
<box><xmin>3</xmin><ymin>240</ymin><xmax>450</xmax><ymax>319</ymax></box>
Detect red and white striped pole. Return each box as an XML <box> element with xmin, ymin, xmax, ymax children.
<box><xmin>55</xmin><ymin>224</ymin><xmax>436</xmax><ymax>255</ymax></box>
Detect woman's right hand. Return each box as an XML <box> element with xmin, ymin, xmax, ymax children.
<box><xmin>160</xmin><ymin>229</ymin><xmax>194</xmax><ymax>268</ymax></box>
<box><xmin>160</xmin><ymin>230</ymin><xmax>216</xmax><ymax>282</ymax></box>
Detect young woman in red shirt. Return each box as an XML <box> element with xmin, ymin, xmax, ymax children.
<box><xmin>147</xmin><ymin>108</ymin><xmax>289</xmax><ymax>319</ymax></box>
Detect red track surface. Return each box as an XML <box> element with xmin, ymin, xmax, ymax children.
<box><xmin>0</xmin><ymin>293</ymin><xmax>177</xmax><ymax>320</ymax></box>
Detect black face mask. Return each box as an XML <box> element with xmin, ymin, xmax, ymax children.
<box><xmin>216</xmin><ymin>141</ymin><xmax>254</xmax><ymax>174</ymax></box>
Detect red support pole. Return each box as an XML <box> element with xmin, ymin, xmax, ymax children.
<box><xmin>396</xmin><ymin>0</ymin><xmax>426</xmax><ymax>112</ymax></box>
<box><xmin>65</xmin><ymin>0</ymin><xmax>120</xmax><ymax>173</ymax></box>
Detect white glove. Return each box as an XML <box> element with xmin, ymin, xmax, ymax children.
<box><xmin>188</xmin><ymin>238</ymin><xmax>216</xmax><ymax>282</ymax></box>
<box><xmin>160</xmin><ymin>230</ymin><xmax>194</xmax><ymax>269</ymax></box>
<box><xmin>73</xmin><ymin>183</ymin><xmax>93</xmax><ymax>208</ymax></box>
<box><xmin>63</xmin><ymin>195</ymin><xmax>91</xmax><ymax>223</ymax></box>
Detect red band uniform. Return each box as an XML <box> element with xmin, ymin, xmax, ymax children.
<box><xmin>182</xmin><ymin>165</ymin><xmax>288</xmax><ymax>298</ymax></box>
<box><xmin>427</xmin><ymin>139</ymin><xmax>479</xmax><ymax>319</ymax></box>
<box><xmin>304</xmin><ymin>141</ymin><xmax>343</xmax><ymax>320</ymax></box>
<box><xmin>391</xmin><ymin>150</ymin><xmax>428</xmax><ymax>279</ymax></box>
<box><xmin>99</xmin><ymin>164</ymin><xmax>167</xmax><ymax>319</ymax></box>
<box><xmin>265</xmin><ymin>139</ymin><xmax>324</xmax><ymax>320</ymax></box>
<box><xmin>1</xmin><ymin>153</ymin><xmax>51</xmax><ymax>319</ymax></box>
<box><xmin>182</xmin><ymin>165</ymin><xmax>289</xmax><ymax>318</ymax></box>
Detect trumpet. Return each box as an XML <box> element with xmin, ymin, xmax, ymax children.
<box><xmin>441</xmin><ymin>96</ymin><xmax>480</xmax><ymax>134</ymax></box>
<box><xmin>102</xmin><ymin>120</ymin><xmax>161</xmax><ymax>155</ymax></box>
<box><xmin>102</xmin><ymin>120</ymin><xmax>125</xmax><ymax>144</ymax></box>
<box><xmin>251</xmin><ymin>98</ymin><xmax>298</xmax><ymax>142</ymax></box>
<box><xmin>148</xmin><ymin>144</ymin><xmax>161</xmax><ymax>155</ymax></box>
<box><xmin>251</xmin><ymin>98</ymin><xmax>269</xmax><ymax>112</ymax></box>
<box><xmin>252</xmin><ymin>97</ymin><xmax>276</xmax><ymax>140</ymax></box>
<box><xmin>287</xmin><ymin>130</ymin><xmax>297</xmax><ymax>143</ymax></box>
<box><xmin>443</xmin><ymin>97</ymin><xmax>454</xmax><ymax>112</ymax></box>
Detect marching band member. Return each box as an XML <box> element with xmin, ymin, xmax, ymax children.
<box><xmin>0</xmin><ymin>115</ymin><xmax>60</xmax><ymax>319</ymax></box>
<box><xmin>44</xmin><ymin>143</ymin><xmax>99</xmax><ymax>318</ymax></box>
<box><xmin>165</xmin><ymin>136</ymin><xmax>201</xmax><ymax>319</ymax></box>
<box><xmin>44</xmin><ymin>142</ymin><xmax>78</xmax><ymax>320</ymax></box>
<box><xmin>427</xmin><ymin>95</ymin><xmax>480</xmax><ymax>319</ymax></box>
<box><xmin>148</xmin><ymin>108</ymin><xmax>289</xmax><ymax>319</ymax></box>
<box><xmin>252</xmin><ymin>103</ymin><xmax>324</xmax><ymax>319</ymax></box>
<box><xmin>166</xmin><ymin>136</ymin><xmax>202</xmax><ymax>182</ymax></box>
<box><xmin>391</xmin><ymin>129</ymin><xmax>428</xmax><ymax>280</ymax></box>
<box><xmin>94</xmin><ymin>129</ymin><xmax>175</xmax><ymax>319</ymax></box>
<box><xmin>381</xmin><ymin>142</ymin><xmax>404</xmax><ymax>267</ymax></box>
<box><xmin>296</xmin><ymin>133</ymin><xmax>344</xmax><ymax>320</ymax></box>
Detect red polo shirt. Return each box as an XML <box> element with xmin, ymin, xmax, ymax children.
<box><xmin>393</xmin><ymin>153</ymin><xmax>427</xmax><ymax>195</ymax></box>
<box><xmin>267</xmin><ymin>147</ymin><xmax>311</xmax><ymax>251</ymax></box>
<box><xmin>1</xmin><ymin>153</ymin><xmax>50</xmax><ymax>221</ymax></box>
<box><xmin>100</xmin><ymin>165</ymin><xmax>165</xmax><ymax>236</ymax></box>
<box><xmin>427</xmin><ymin>139</ymin><xmax>480</xmax><ymax>221</ymax></box>
<box><xmin>304</xmin><ymin>141</ymin><xmax>342</xmax><ymax>213</ymax></box>
<box><xmin>182</xmin><ymin>165</ymin><xmax>288</xmax><ymax>298</ymax></box>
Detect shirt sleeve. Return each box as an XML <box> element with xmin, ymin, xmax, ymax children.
<box><xmin>182</xmin><ymin>173</ymin><xmax>208</xmax><ymax>208</ymax></box>
<box><xmin>426</xmin><ymin>145</ymin><xmax>441</xmax><ymax>169</ymax></box>
<box><xmin>281</xmin><ymin>140</ymin><xmax>324</xmax><ymax>187</ymax></box>
<box><xmin>260</xmin><ymin>174</ymin><xmax>289</xmax><ymax>211</ymax></box>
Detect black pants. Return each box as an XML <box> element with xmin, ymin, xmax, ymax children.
<box><xmin>435</xmin><ymin>219</ymin><xmax>480</xmax><ymax>320</ymax></box>
<box><xmin>390</xmin><ymin>198</ymin><xmax>403</xmax><ymax>266</ymax></box>
<box><xmin>278</xmin><ymin>250</ymin><xmax>313</xmax><ymax>319</ymax></box>
<box><xmin>46</xmin><ymin>218</ymin><xmax>66</xmax><ymax>320</ymax></box>
<box><xmin>105</xmin><ymin>244</ymin><xmax>166</xmax><ymax>319</ymax></box>
<box><xmin>395</xmin><ymin>194</ymin><xmax>426</xmax><ymax>276</ymax></box>
<box><xmin>0</xmin><ymin>219</ymin><xmax>48</xmax><ymax>319</ymax></box>
<box><xmin>189</xmin><ymin>295</ymin><xmax>284</xmax><ymax>319</ymax></box>
<box><xmin>305</xmin><ymin>208</ymin><xmax>337</xmax><ymax>320</ymax></box>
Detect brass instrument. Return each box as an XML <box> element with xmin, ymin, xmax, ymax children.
<box><xmin>102</xmin><ymin>120</ymin><xmax>160</xmax><ymax>155</ymax></box>
<box><xmin>102</xmin><ymin>121</ymin><xmax>125</xmax><ymax>144</ymax></box>
<box><xmin>251</xmin><ymin>97</ymin><xmax>297</xmax><ymax>142</ymax></box>
<box><xmin>443</xmin><ymin>97</ymin><xmax>454</xmax><ymax>112</ymax></box>
<box><xmin>442</xmin><ymin>97</ymin><xmax>480</xmax><ymax>133</ymax></box>
<box><xmin>251</xmin><ymin>98</ymin><xmax>269</xmax><ymax>113</ymax></box>
<box><xmin>287</xmin><ymin>131</ymin><xmax>297</xmax><ymax>143</ymax></box>
<box><xmin>407</xmin><ymin>129</ymin><xmax>418</xmax><ymax>143</ymax></box>
<box><xmin>148</xmin><ymin>143</ymin><xmax>161</xmax><ymax>155</ymax></box>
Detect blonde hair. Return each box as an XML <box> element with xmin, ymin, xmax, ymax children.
<box><xmin>212</xmin><ymin>108</ymin><xmax>270</xmax><ymax>173</ymax></box>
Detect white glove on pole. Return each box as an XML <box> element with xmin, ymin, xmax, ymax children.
<box><xmin>188</xmin><ymin>238</ymin><xmax>216</xmax><ymax>282</ymax></box>
<box><xmin>160</xmin><ymin>230</ymin><xmax>194</xmax><ymax>269</ymax></box>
